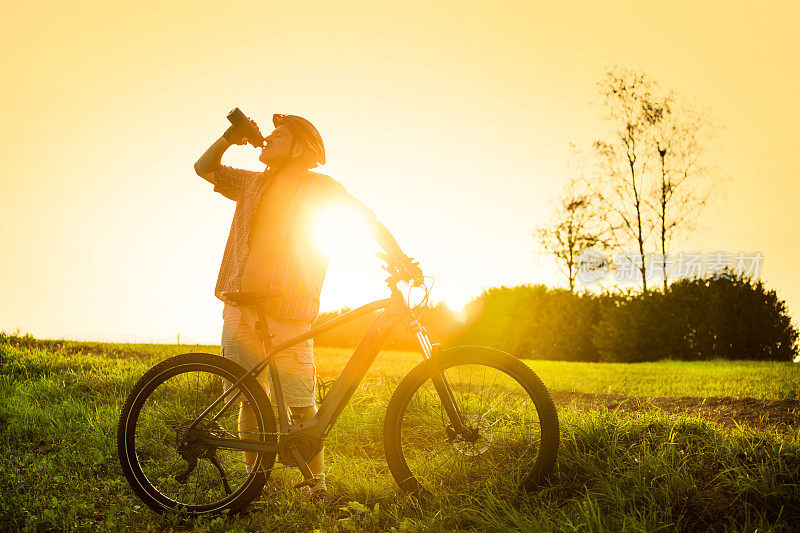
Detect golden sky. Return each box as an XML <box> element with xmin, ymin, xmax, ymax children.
<box><xmin>1</xmin><ymin>0</ymin><xmax>798</xmax><ymax>343</ymax></box>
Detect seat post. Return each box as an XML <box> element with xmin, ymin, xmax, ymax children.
<box><xmin>254</xmin><ymin>301</ymin><xmax>292</xmax><ymax>431</ymax></box>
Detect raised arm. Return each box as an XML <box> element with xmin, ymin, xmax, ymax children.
<box><xmin>194</xmin><ymin>136</ymin><xmax>233</xmax><ymax>184</ymax></box>
<box><xmin>194</xmin><ymin>126</ymin><xmax>260</xmax><ymax>201</ymax></box>
<box><xmin>194</xmin><ymin>116</ymin><xmax>259</xmax><ymax>183</ymax></box>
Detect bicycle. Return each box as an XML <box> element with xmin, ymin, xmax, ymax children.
<box><xmin>116</xmin><ymin>256</ymin><xmax>560</xmax><ymax>515</ymax></box>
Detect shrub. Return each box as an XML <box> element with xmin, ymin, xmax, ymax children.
<box><xmin>454</xmin><ymin>285</ymin><xmax>604</xmax><ymax>360</ymax></box>
<box><xmin>593</xmin><ymin>273</ymin><xmax>799</xmax><ymax>362</ymax></box>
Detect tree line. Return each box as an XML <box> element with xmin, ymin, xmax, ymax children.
<box><xmin>314</xmin><ymin>273</ymin><xmax>798</xmax><ymax>363</ymax></box>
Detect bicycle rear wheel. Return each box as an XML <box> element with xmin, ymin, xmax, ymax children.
<box><xmin>117</xmin><ymin>353</ymin><xmax>277</xmax><ymax>515</ymax></box>
<box><xmin>383</xmin><ymin>346</ymin><xmax>559</xmax><ymax>495</ymax></box>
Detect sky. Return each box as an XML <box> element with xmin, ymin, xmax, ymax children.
<box><xmin>1</xmin><ymin>0</ymin><xmax>798</xmax><ymax>344</ymax></box>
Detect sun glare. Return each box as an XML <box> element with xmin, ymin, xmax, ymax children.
<box><xmin>437</xmin><ymin>291</ymin><xmax>473</xmax><ymax>315</ymax></box>
<box><xmin>312</xmin><ymin>204</ymin><xmax>481</xmax><ymax>316</ymax></box>
<box><xmin>313</xmin><ymin>203</ymin><xmax>388</xmax><ymax>311</ymax></box>
<box><xmin>312</xmin><ymin>203</ymin><xmax>376</xmax><ymax>257</ymax></box>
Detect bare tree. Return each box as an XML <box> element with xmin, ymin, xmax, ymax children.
<box><xmin>648</xmin><ymin>102</ymin><xmax>717</xmax><ymax>290</ymax></box>
<box><xmin>594</xmin><ymin>67</ymin><xmax>719</xmax><ymax>292</ymax></box>
<box><xmin>594</xmin><ymin>66</ymin><xmax>671</xmax><ymax>292</ymax></box>
<box><xmin>536</xmin><ymin>161</ymin><xmax>610</xmax><ymax>292</ymax></box>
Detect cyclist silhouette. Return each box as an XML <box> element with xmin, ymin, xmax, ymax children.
<box><xmin>194</xmin><ymin>113</ymin><xmax>419</xmax><ymax>499</ymax></box>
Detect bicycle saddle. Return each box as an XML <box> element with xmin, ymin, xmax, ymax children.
<box><xmin>220</xmin><ymin>290</ymin><xmax>282</xmax><ymax>306</ymax></box>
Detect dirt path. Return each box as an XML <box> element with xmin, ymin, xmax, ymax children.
<box><xmin>551</xmin><ymin>391</ymin><xmax>800</xmax><ymax>428</ymax></box>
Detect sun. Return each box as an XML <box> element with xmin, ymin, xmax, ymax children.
<box><xmin>312</xmin><ymin>203</ymin><xmax>376</xmax><ymax>257</ymax></box>
<box><xmin>312</xmin><ymin>203</ymin><xmax>477</xmax><ymax>316</ymax></box>
<box><xmin>435</xmin><ymin>289</ymin><xmax>474</xmax><ymax>315</ymax></box>
<box><xmin>312</xmin><ymin>203</ymin><xmax>389</xmax><ymax>310</ymax></box>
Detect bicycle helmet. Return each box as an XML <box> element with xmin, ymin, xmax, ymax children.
<box><xmin>273</xmin><ymin>114</ymin><xmax>326</xmax><ymax>166</ymax></box>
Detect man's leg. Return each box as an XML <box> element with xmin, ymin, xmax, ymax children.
<box><xmin>290</xmin><ymin>403</ymin><xmax>325</xmax><ymax>499</ymax></box>
<box><xmin>239</xmin><ymin>401</ymin><xmax>259</xmax><ymax>470</ymax></box>
<box><xmin>221</xmin><ymin>304</ymin><xmax>267</xmax><ymax>472</ymax></box>
<box><xmin>289</xmin><ymin>404</ymin><xmax>324</xmax><ymax>478</ymax></box>
<box><xmin>264</xmin><ymin>315</ymin><xmax>324</xmax><ymax>495</ymax></box>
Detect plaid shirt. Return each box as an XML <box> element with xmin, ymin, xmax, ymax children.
<box><xmin>212</xmin><ymin>165</ymin><xmax>352</xmax><ymax>321</ymax></box>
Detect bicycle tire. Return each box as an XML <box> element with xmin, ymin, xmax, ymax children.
<box><xmin>117</xmin><ymin>352</ymin><xmax>277</xmax><ymax>515</ymax></box>
<box><xmin>383</xmin><ymin>346</ymin><xmax>559</xmax><ymax>494</ymax></box>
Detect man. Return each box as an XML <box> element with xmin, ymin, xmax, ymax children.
<box><xmin>193</xmin><ymin>113</ymin><xmax>417</xmax><ymax>500</ymax></box>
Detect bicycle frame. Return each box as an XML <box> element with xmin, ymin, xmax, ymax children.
<box><xmin>189</xmin><ymin>281</ymin><xmax>467</xmax><ymax>455</ymax></box>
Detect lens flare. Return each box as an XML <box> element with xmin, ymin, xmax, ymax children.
<box><xmin>312</xmin><ymin>203</ymin><xmax>376</xmax><ymax>257</ymax></box>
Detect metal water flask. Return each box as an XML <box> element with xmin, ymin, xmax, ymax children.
<box><xmin>226</xmin><ymin>108</ymin><xmax>265</xmax><ymax>148</ymax></box>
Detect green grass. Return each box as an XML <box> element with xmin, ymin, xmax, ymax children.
<box><xmin>315</xmin><ymin>348</ymin><xmax>800</xmax><ymax>401</ymax></box>
<box><xmin>1</xmin><ymin>335</ymin><xmax>799</xmax><ymax>531</ymax></box>
<box><xmin>525</xmin><ymin>359</ymin><xmax>800</xmax><ymax>400</ymax></box>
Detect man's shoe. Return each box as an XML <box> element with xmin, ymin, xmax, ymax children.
<box><xmin>309</xmin><ymin>475</ymin><xmax>327</xmax><ymax>502</ymax></box>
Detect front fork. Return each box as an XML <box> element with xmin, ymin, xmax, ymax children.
<box><xmin>412</xmin><ymin>324</ymin><xmax>470</xmax><ymax>435</ymax></box>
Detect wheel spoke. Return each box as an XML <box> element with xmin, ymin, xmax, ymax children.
<box><xmin>120</xmin><ymin>354</ymin><xmax>277</xmax><ymax>514</ymax></box>
<box><xmin>387</xmin><ymin>349</ymin><xmax>558</xmax><ymax>496</ymax></box>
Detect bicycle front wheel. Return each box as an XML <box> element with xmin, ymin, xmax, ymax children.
<box><xmin>383</xmin><ymin>346</ymin><xmax>559</xmax><ymax>495</ymax></box>
<box><xmin>117</xmin><ymin>352</ymin><xmax>277</xmax><ymax>515</ymax></box>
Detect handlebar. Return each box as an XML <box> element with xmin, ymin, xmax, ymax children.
<box><xmin>375</xmin><ymin>251</ymin><xmax>425</xmax><ymax>287</ymax></box>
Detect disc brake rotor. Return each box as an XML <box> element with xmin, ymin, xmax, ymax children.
<box><xmin>449</xmin><ymin>415</ymin><xmax>494</xmax><ymax>457</ymax></box>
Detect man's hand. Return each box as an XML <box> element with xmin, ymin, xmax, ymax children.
<box><xmin>393</xmin><ymin>253</ymin><xmax>425</xmax><ymax>285</ymax></box>
<box><xmin>402</xmin><ymin>256</ymin><xmax>425</xmax><ymax>286</ymax></box>
<box><xmin>223</xmin><ymin>119</ymin><xmax>260</xmax><ymax>146</ymax></box>
<box><xmin>376</xmin><ymin>251</ymin><xmax>424</xmax><ymax>285</ymax></box>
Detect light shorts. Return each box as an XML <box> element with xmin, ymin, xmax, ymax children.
<box><xmin>221</xmin><ymin>303</ymin><xmax>316</xmax><ymax>408</ymax></box>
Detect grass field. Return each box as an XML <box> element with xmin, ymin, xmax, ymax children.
<box><xmin>1</xmin><ymin>334</ymin><xmax>799</xmax><ymax>531</ymax></box>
